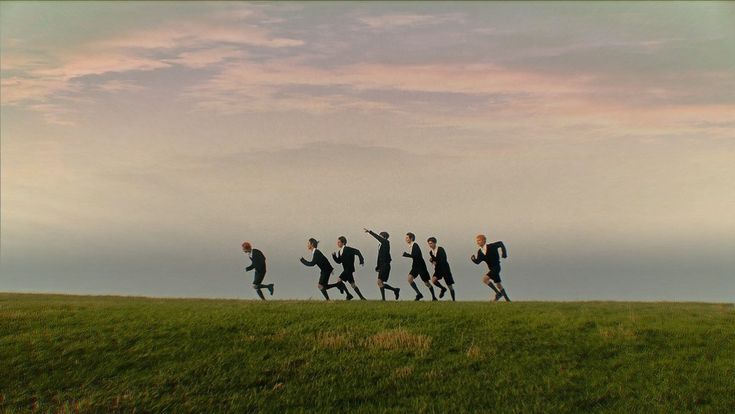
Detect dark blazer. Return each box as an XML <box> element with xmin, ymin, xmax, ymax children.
<box><xmin>471</xmin><ymin>242</ymin><xmax>507</xmax><ymax>268</ymax></box>
<box><xmin>332</xmin><ymin>246</ymin><xmax>365</xmax><ymax>273</ymax></box>
<box><xmin>245</xmin><ymin>249</ymin><xmax>267</xmax><ymax>274</ymax></box>
<box><xmin>301</xmin><ymin>249</ymin><xmax>334</xmax><ymax>273</ymax></box>
<box><xmin>429</xmin><ymin>246</ymin><xmax>452</xmax><ymax>277</ymax></box>
<box><xmin>367</xmin><ymin>230</ymin><xmax>391</xmax><ymax>269</ymax></box>
<box><xmin>402</xmin><ymin>243</ymin><xmax>428</xmax><ymax>274</ymax></box>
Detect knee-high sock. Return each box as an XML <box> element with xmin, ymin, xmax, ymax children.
<box><xmin>380</xmin><ymin>287</ymin><xmax>386</xmax><ymax>301</ymax></box>
<box><xmin>255</xmin><ymin>284</ymin><xmax>269</xmax><ymax>290</ymax></box>
<box><xmin>449</xmin><ymin>286</ymin><xmax>456</xmax><ymax>301</ymax></box>
<box><xmin>320</xmin><ymin>289</ymin><xmax>330</xmax><ymax>300</ymax></box>
<box><xmin>428</xmin><ymin>285</ymin><xmax>437</xmax><ymax>300</ymax></box>
<box><xmin>353</xmin><ymin>286</ymin><xmax>366</xmax><ymax>300</ymax></box>
<box><xmin>487</xmin><ymin>281</ymin><xmax>501</xmax><ymax>295</ymax></box>
<box><xmin>383</xmin><ymin>283</ymin><xmax>396</xmax><ymax>292</ymax></box>
<box><xmin>410</xmin><ymin>281</ymin><xmax>421</xmax><ymax>295</ymax></box>
<box><xmin>501</xmin><ymin>288</ymin><xmax>511</xmax><ymax>302</ymax></box>
<box><xmin>326</xmin><ymin>282</ymin><xmax>342</xmax><ymax>291</ymax></box>
<box><xmin>255</xmin><ymin>288</ymin><xmax>265</xmax><ymax>300</ymax></box>
<box><xmin>432</xmin><ymin>280</ymin><xmax>446</xmax><ymax>290</ymax></box>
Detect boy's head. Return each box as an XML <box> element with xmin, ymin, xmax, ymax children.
<box><xmin>308</xmin><ymin>238</ymin><xmax>319</xmax><ymax>250</ymax></box>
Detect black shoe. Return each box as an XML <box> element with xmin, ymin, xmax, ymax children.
<box><xmin>414</xmin><ymin>294</ymin><xmax>423</xmax><ymax>301</ymax></box>
<box><xmin>432</xmin><ymin>297</ymin><xmax>438</xmax><ymax>301</ymax></box>
<box><xmin>360</xmin><ymin>297</ymin><xmax>367</xmax><ymax>301</ymax></box>
<box><xmin>494</xmin><ymin>292</ymin><xmax>502</xmax><ymax>302</ymax></box>
<box><xmin>338</xmin><ymin>283</ymin><xmax>345</xmax><ymax>294</ymax></box>
<box><xmin>394</xmin><ymin>288</ymin><xmax>400</xmax><ymax>300</ymax></box>
<box><xmin>439</xmin><ymin>288</ymin><xmax>446</xmax><ymax>299</ymax></box>
<box><xmin>268</xmin><ymin>285</ymin><xmax>274</xmax><ymax>296</ymax></box>
<box><xmin>346</xmin><ymin>293</ymin><xmax>354</xmax><ymax>300</ymax></box>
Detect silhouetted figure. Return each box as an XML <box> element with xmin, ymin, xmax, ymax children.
<box><xmin>471</xmin><ymin>234</ymin><xmax>510</xmax><ymax>302</ymax></box>
<box><xmin>242</xmin><ymin>241</ymin><xmax>274</xmax><ymax>300</ymax></box>
<box><xmin>300</xmin><ymin>238</ymin><xmax>343</xmax><ymax>300</ymax></box>
<box><xmin>364</xmin><ymin>228</ymin><xmax>399</xmax><ymax>300</ymax></box>
<box><xmin>332</xmin><ymin>236</ymin><xmax>366</xmax><ymax>300</ymax></box>
<box><xmin>428</xmin><ymin>237</ymin><xmax>455</xmax><ymax>301</ymax></box>
<box><xmin>403</xmin><ymin>232</ymin><xmax>437</xmax><ymax>301</ymax></box>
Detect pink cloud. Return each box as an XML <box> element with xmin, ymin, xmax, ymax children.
<box><xmin>0</xmin><ymin>12</ymin><xmax>304</xmax><ymax>121</ymax></box>
<box><xmin>94</xmin><ymin>79</ymin><xmax>145</xmax><ymax>93</ymax></box>
<box><xmin>1</xmin><ymin>76</ymin><xmax>69</xmax><ymax>105</ymax></box>
<box><xmin>1</xmin><ymin>53</ymin><xmax>170</xmax><ymax>107</ymax></box>
<box><xmin>181</xmin><ymin>58</ymin><xmax>591</xmax><ymax>118</ymax></box>
<box><xmin>178</xmin><ymin>54</ymin><xmax>735</xmax><ymax>141</ymax></box>
<box><xmin>166</xmin><ymin>48</ymin><xmax>248</xmax><ymax>69</ymax></box>
<box><xmin>358</xmin><ymin>13</ymin><xmax>465</xmax><ymax>29</ymax></box>
<box><xmin>100</xmin><ymin>22</ymin><xmax>303</xmax><ymax>50</ymax></box>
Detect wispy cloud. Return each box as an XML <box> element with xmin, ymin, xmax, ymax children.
<box><xmin>94</xmin><ymin>79</ymin><xmax>145</xmax><ymax>93</ymax></box>
<box><xmin>1</xmin><ymin>2</ymin><xmax>733</xmax><ymax>135</ymax></box>
<box><xmin>166</xmin><ymin>48</ymin><xmax>249</xmax><ymax>69</ymax></box>
<box><xmin>181</xmin><ymin>57</ymin><xmax>592</xmax><ymax>125</ymax></box>
<box><xmin>0</xmin><ymin>7</ymin><xmax>304</xmax><ymax>122</ymax></box>
<box><xmin>357</xmin><ymin>13</ymin><xmax>465</xmax><ymax>30</ymax></box>
<box><xmin>100</xmin><ymin>21</ymin><xmax>304</xmax><ymax>50</ymax></box>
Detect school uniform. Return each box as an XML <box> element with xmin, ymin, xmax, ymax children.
<box><xmin>429</xmin><ymin>246</ymin><xmax>454</xmax><ymax>285</ymax></box>
<box><xmin>332</xmin><ymin>246</ymin><xmax>364</xmax><ymax>284</ymax></box>
<box><xmin>471</xmin><ymin>241</ymin><xmax>507</xmax><ymax>283</ymax></box>
<box><xmin>245</xmin><ymin>248</ymin><xmax>267</xmax><ymax>284</ymax></box>
<box><xmin>300</xmin><ymin>249</ymin><xmax>334</xmax><ymax>286</ymax></box>
<box><xmin>402</xmin><ymin>242</ymin><xmax>430</xmax><ymax>282</ymax></box>
<box><xmin>368</xmin><ymin>230</ymin><xmax>392</xmax><ymax>281</ymax></box>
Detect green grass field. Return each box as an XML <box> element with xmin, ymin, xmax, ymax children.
<box><xmin>1</xmin><ymin>293</ymin><xmax>733</xmax><ymax>413</ymax></box>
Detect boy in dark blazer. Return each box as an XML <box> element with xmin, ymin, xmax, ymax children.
<box><xmin>242</xmin><ymin>241</ymin><xmax>274</xmax><ymax>300</ymax></box>
<box><xmin>364</xmin><ymin>228</ymin><xmax>399</xmax><ymax>300</ymax></box>
<box><xmin>332</xmin><ymin>236</ymin><xmax>367</xmax><ymax>300</ymax></box>
<box><xmin>300</xmin><ymin>238</ymin><xmax>344</xmax><ymax>300</ymax></box>
<box><xmin>428</xmin><ymin>237</ymin><xmax>455</xmax><ymax>301</ymax></box>
<box><xmin>403</xmin><ymin>232</ymin><xmax>437</xmax><ymax>301</ymax></box>
<box><xmin>470</xmin><ymin>234</ymin><xmax>510</xmax><ymax>301</ymax></box>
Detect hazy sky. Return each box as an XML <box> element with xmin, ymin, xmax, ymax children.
<box><xmin>2</xmin><ymin>2</ymin><xmax>734</xmax><ymax>302</ymax></box>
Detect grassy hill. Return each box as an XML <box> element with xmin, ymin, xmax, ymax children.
<box><xmin>1</xmin><ymin>293</ymin><xmax>733</xmax><ymax>413</ymax></box>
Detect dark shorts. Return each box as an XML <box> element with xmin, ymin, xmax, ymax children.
<box><xmin>252</xmin><ymin>271</ymin><xmax>266</xmax><ymax>285</ymax></box>
<box><xmin>410</xmin><ymin>267</ymin><xmax>431</xmax><ymax>282</ymax></box>
<box><xmin>377</xmin><ymin>264</ymin><xmax>391</xmax><ymax>282</ymax></box>
<box><xmin>318</xmin><ymin>270</ymin><xmax>332</xmax><ymax>286</ymax></box>
<box><xmin>486</xmin><ymin>264</ymin><xmax>502</xmax><ymax>283</ymax></box>
<box><xmin>435</xmin><ymin>271</ymin><xmax>454</xmax><ymax>285</ymax></box>
<box><xmin>339</xmin><ymin>270</ymin><xmax>355</xmax><ymax>284</ymax></box>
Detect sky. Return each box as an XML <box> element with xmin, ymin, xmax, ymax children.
<box><xmin>1</xmin><ymin>1</ymin><xmax>734</xmax><ymax>302</ymax></box>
